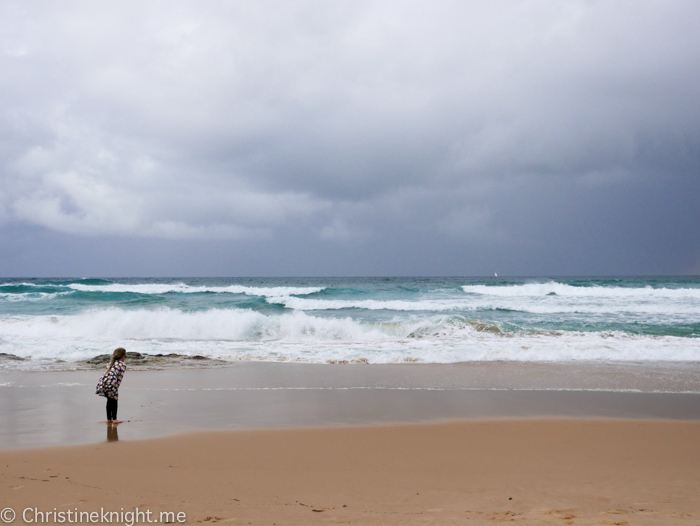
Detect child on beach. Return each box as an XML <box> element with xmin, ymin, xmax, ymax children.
<box><xmin>96</xmin><ymin>348</ymin><xmax>127</xmax><ymax>425</ymax></box>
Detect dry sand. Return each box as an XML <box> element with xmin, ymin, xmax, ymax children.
<box><xmin>1</xmin><ymin>419</ymin><xmax>699</xmax><ymax>525</ymax></box>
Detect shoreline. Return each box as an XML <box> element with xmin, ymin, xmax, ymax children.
<box><xmin>4</xmin><ymin>358</ymin><xmax>700</xmax><ymax>387</ymax></box>
<box><xmin>3</xmin><ymin>353</ymin><xmax>700</xmax><ymax>372</ymax></box>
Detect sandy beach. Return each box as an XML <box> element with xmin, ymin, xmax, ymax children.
<box><xmin>0</xmin><ymin>363</ymin><xmax>699</xmax><ymax>524</ymax></box>
<box><xmin>1</xmin><ymin>419</ymin><xmax>699</xmax><ymax>525</ymax></box>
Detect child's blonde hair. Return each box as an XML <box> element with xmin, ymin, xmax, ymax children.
<box><xmin>108</xmin><ymin>348</ymin><xmax>126</xmax><ymax>369</ymax></box>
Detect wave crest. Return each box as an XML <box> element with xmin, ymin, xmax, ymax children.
<box><xmin>462</xmin><ymin>282</ymin><xmax>700</xmax><ymax>298</ymax></box>
<box><xmin>65</xmin><ymin>283</ymin><xmax>325</xmax><ymax>296</ymax></box>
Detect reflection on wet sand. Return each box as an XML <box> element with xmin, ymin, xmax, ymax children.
<box><xmin>107</xmin><ymin>424</ymin><xmax>119</xmax><ymax>442</ymax></box>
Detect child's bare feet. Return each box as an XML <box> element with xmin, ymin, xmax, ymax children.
<box><xmin>112</xmin><ymin>420</ymin><xmax>123</xmax><ymax>425</ymax></box>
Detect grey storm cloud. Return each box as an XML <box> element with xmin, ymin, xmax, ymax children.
<box><xmin>1</xmin><ymin>0</ymin><xmax>699</xmax><ymax>275</ymax></box>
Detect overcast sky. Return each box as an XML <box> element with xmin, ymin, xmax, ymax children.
<box><xmin>1</xmin><ymin>0</ymin><xmax>699</xmax><ymax>277</ymax></box>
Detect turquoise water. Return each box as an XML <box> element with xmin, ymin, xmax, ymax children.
<box><xmin>1</xmin><ymin>276</ymin><xmax>699</xmax><ymax>367</ymax></box>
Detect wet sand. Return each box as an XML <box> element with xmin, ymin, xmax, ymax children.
<box><xmin>1</xmin><ymin>419</ymin><xmax>699</xmax><ymax>525</ymax></box>
<box><xmin>2</xmin><ymin>361</ymin><xmax>700</xmax><ymax>448</ymax></box>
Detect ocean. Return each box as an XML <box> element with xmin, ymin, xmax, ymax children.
<box><xmin>1</xmin><ymin>276</ymin><xmax>699</xmax><ymax>370</ymax></box>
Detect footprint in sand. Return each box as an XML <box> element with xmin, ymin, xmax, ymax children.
<box><xmin>489</xmin><ymin>510</ymin><xmax>522</xmax><ymax>522</ymax></box>
<box><xmin>545</xmin><ymin>509</ymin><xmax>578</xmax><ymax>521</ymax></box>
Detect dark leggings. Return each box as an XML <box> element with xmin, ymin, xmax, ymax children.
<box><xmin>106</xmin><ymin>397</ymin><xmax>118</xmax><ymax>421</ymax></box>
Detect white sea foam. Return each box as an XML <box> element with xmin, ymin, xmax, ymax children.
<box><xmin>266</xmin><ymin>294</ymin><xmax>700</xmax><ymax>318</ymax></box>
<box><xmin>66</xmin><ymin>283</ymin><xmax>325</xmax><ymax>296</ymax></box>
<box><xmin>462</xmin><ymin>282</ymin><xmax>700</xmax><ymax>298</ymax></box>
<box><xmin>0</xmin><ymin>292</ymin><xmax>70</xmax><ymax>302</ymax></box>
<box><xmin>0</xmin><ymin>308</ymin><xmax>698</xmax><ymax>366</ymax></box>
<box><xmin>0</xmin><ymin>308</ymin><xmax>390</xmax><ymax>346</ymax></box>
<box><xmin>266</xmin><ymin>295</ymin><xmax>478</xmax><ymax>311</ymax></box>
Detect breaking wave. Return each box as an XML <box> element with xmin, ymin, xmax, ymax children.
<box><xmin>266</xmin><ymin>294</ymin><xmax>700</xmax><ymax>317</ymax></box>
<box><xmin>462</xmin><ymin>282</ymin><xmax>700</xmax><ymax>299</ymax></box>
<box><xmin>0</xmin><ymin>307</ymin><xmax>698</xmax><ymax>365</ymax></box>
